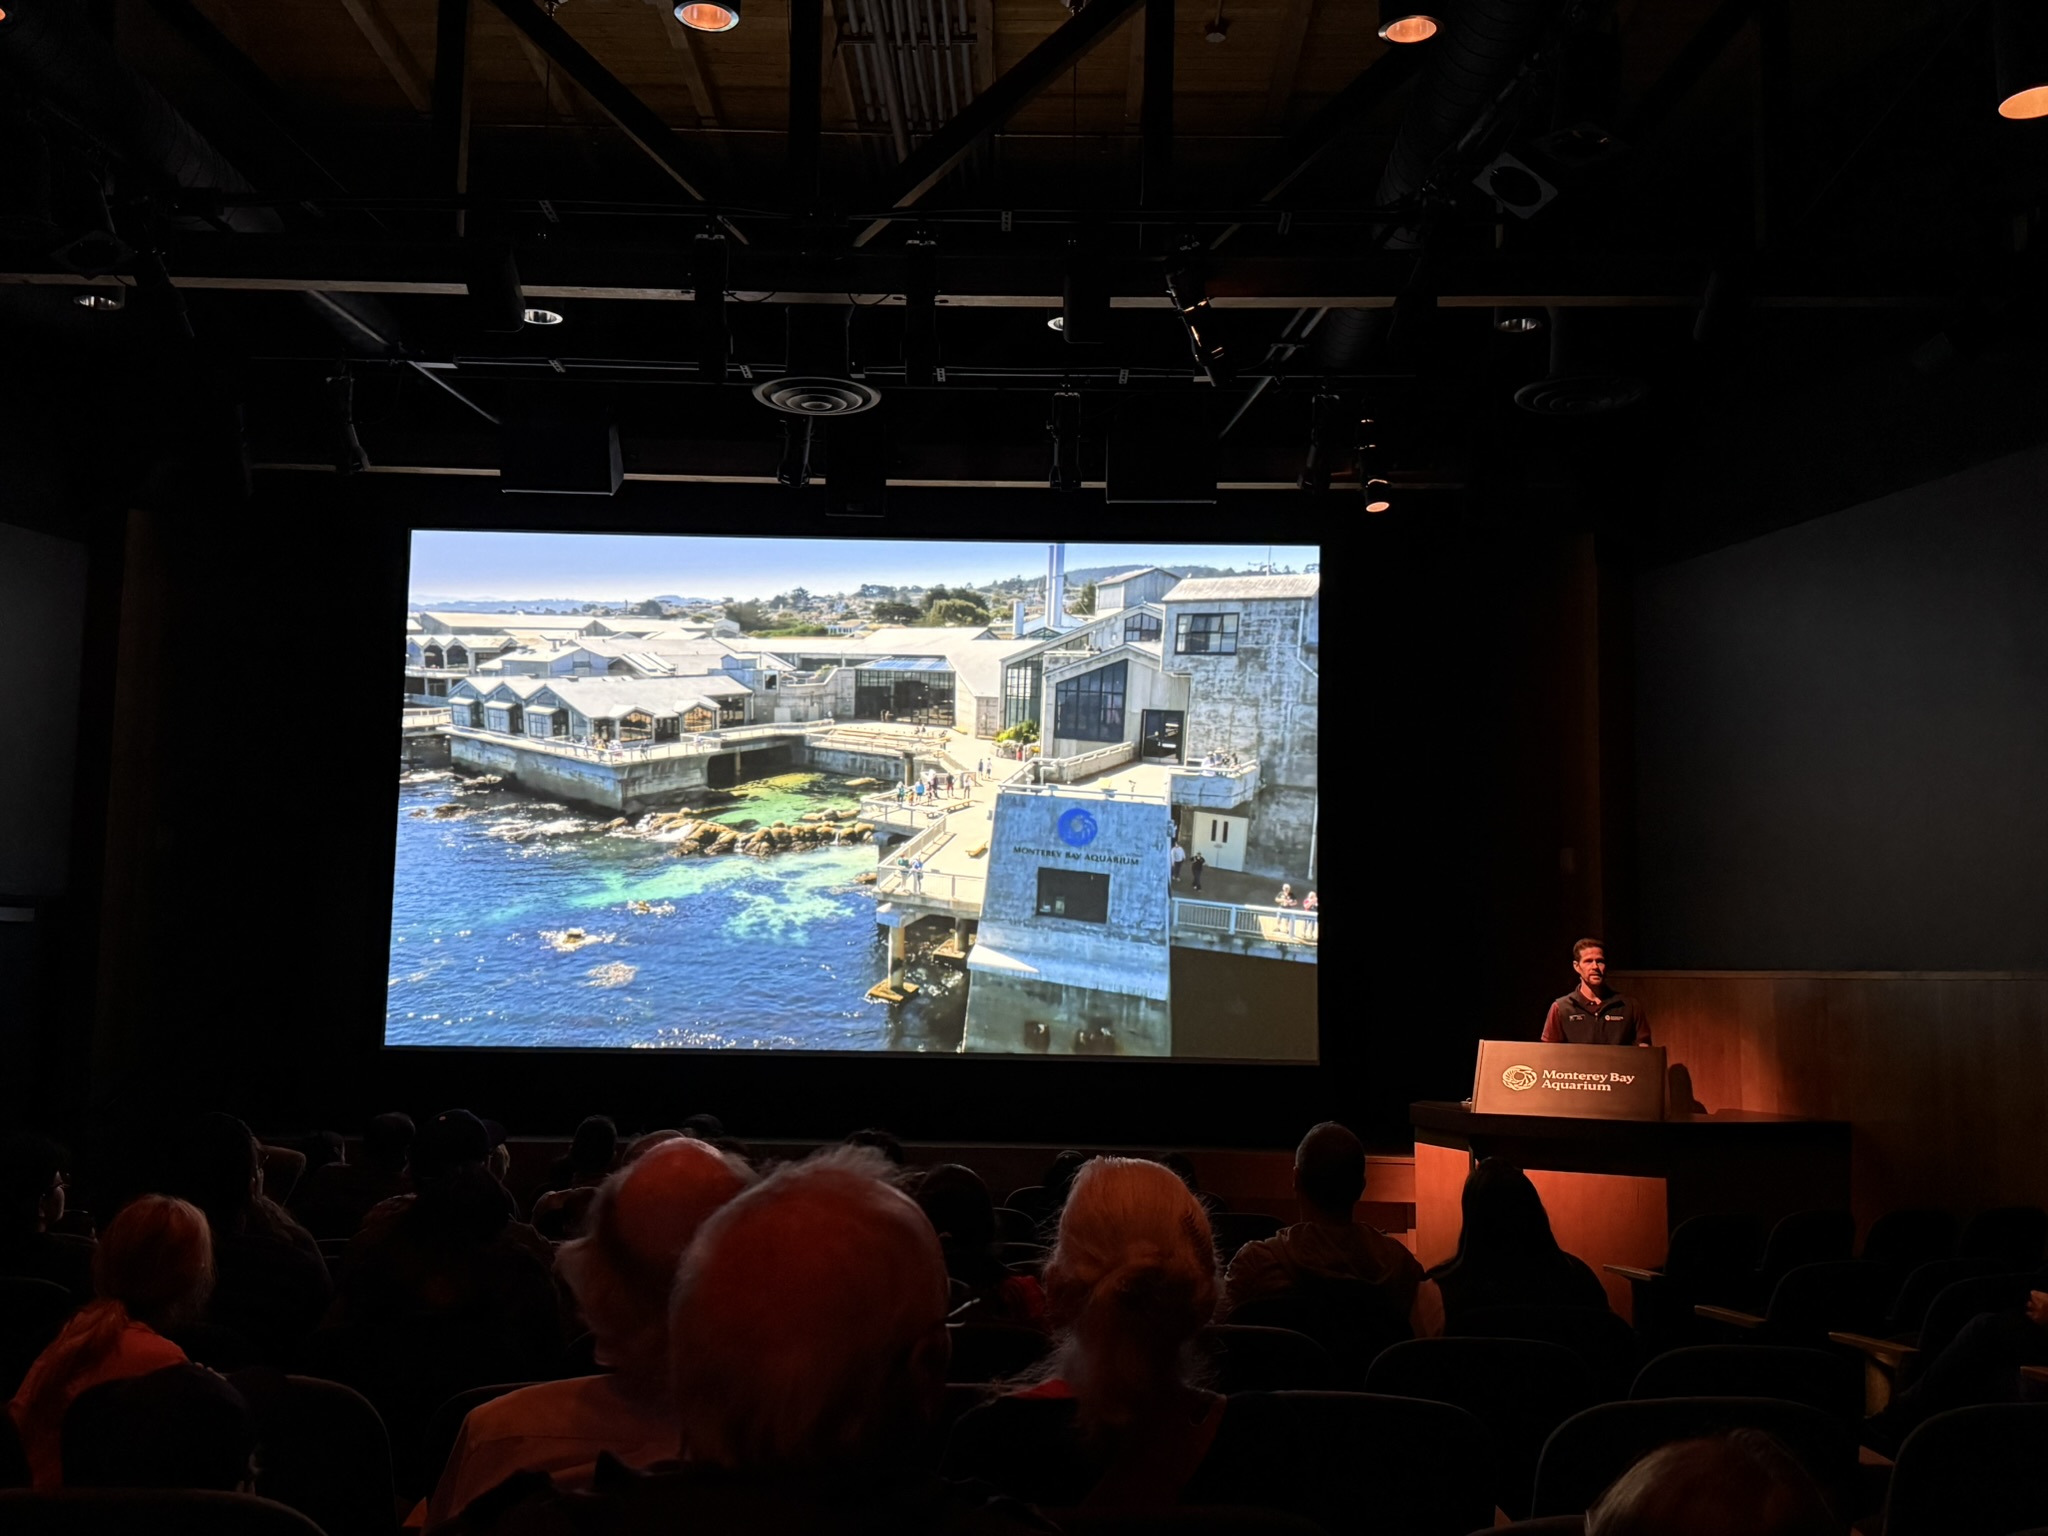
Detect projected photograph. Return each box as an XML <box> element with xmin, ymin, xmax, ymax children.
<box><xmin>390</xmin><ymin>533</ymin><xmax>1319</xmax><ymax>1060</ymax></box>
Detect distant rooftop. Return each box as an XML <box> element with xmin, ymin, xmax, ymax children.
<box><xmin>1164</xmin><ymin>574</ymin><xmax>1321</xmax><ymax>602</ymax></box>
<box><xmin>1098</xmin><ymin>566</ymin><xmax>1182</xmax><ymax>587</ymax></box>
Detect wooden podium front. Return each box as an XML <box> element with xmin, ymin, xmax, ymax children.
<box><xmin>1411</xmin><ymin>1102</ymin><xmax>1851</xmax><ymax>1320</ymax></box>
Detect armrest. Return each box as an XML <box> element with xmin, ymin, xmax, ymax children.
<box><xmin>2019</xmin><ymin>1365</ymin><xmax>2048</xmax><ymax>1385</ymax></box>
<box><xmin>1695</xmin><ymin>1304</ymin><xmax>1767</xmax><ymax>1329</ymax></box>
<box><xmin>1828</xmin><ymin>1332</ymin><xmax>1919</xmax><ymax>1369</ymax></box>
<box><xmin>1604</xmin><ymin>1265</ymin><xmax>1664</xmax><ymax>1284</ymax></box>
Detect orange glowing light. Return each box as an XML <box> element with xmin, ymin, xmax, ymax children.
<box><xmin>1378</xmin><ymin>13</ymin><xmax>1439</xmax><ymax>43</ymax></box>
<box><xmin>675</xmin><ymin>0</ymin><xmax>739</xmax><ymax>30</ymax></box>
<box><xmin>2000</xmin><ymin>83</ymin><xmax>2048</xmax><ymax>119</ymax></box>
<box><xmin>1366</xmin><ymin>498</ymin><xmax>1393</xmax><ymax>513</ymax></box>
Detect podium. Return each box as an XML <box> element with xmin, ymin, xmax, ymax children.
<box><xmin>1470</xmin><ymin>1040</ymin><xmax>1666</xmax><ymax>1119</ymax></box>
<box><xmin>1413</xmin><ymin>1067</ymin><xmax>1850</xmax><ymax>1319</ymax></box>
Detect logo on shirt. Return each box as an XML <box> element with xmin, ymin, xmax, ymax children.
<box><xmin>1501</xmin><ymin>1064</ymin><xmax>1539</xmax><ymax>1092</ymax></box>
<box><xmin>1057</xmin><ymin>808</ymin><xmax>1099</xmax><ymax>848</ymax></box>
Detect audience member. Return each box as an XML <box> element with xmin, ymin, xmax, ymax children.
<box><xmin>167</xmin><ymin>1113</ymin><xmax>332</xmax><ymax>1364</ymax></box>
<box><xmin>8</xmin><ymin>1194</ymin><xmax>214</xmax><ymax>1490</ymax></box>
<box><xmin>426</xmin><ymin>1137</ymin><xmax>756</xmax><ymax>1525</ymax></box>
<box><xmin>1585</xmin><ymin>1431</ymin><xmax>1840</xmax><ymax>1536</ymax></box>
<box><xmin>1223</xmin><ymin>1122</ymin><xmax>1424</xmax><ymax>1351</ymax></box>
<box><xmin>679</xmin><ymin>1113</ymin><xmax>726</xmax><ymax>1142</ymax></box>
<box><xmin>483</xmin><ymin>1119</ymin><xmax>513</xmax><ymax>1190</ymax></box>
<box><xmin>61</xmin><ymin>1364</ymin><xmax>258</xmax><ymax>1492</ymax></box>
<box><xmin>0</xmin><ymin>1132</ymin><xmax>95</xmax><ymax>1302</ymax></box>
<box><xmin>533</xmin><ymin>1116</ymin><xmax>620</xmax><ymax>1240</ymax></box>
<box><xmin>1424</xmin><ymin>1158</ymin><xmax>1607</xmax><ymax>1330</ymax></box>
<box><xmin>289</xmin><ymin>1112</ymin><xmax>414</xmax><ymax>1241</ymax></box>
<box><xmin>844</xmin><ymin>1127</ymin><xmax>907</xmax><ymax>1165</ymax></box>
<box><xmin>947</xmin><ymin>1156</ymin><xmax>1224</xmax><ymax>1512</ymax></box>
<box><xmin>1868</xmin><ymin>1284</ymin><xmax>2048</xmax><ymax>1452</ymax></box>
<box><xmin>916</xmin><ymin>1163</ymin><xmax>1046</xmax><ymax>1329</ymax></box>
<box><xmin>621</xmin><ymin>1130</ymin><xmax>684</xmax><ymax>1163</ymax></box>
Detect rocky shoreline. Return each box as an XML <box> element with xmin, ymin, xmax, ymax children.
<box><xmin>636</xmin><ymin>808</ymin><xmax>877</xmax><ymax>858</ymax></box>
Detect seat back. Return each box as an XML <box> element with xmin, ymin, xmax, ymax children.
<box><xmin>1860</xmin><ymin>1208</ymin><xmax>1956</xmax><ymax>1273</ymax></box>
<box><xmin>1451</xmin><ymin>1306</ymin><xmax>1637</xmax><ymax>1401</ymax></box>
<box><xmin>1883</xmin><ymin>1403</ymin><xmax>2048</xmax><ymax>1536</ymax></box>
<box><xmin>1532</xmin><ymin>1397</ymin><xmax>1856</xmax><ymax>1520</ymax></box>
<box><xmin>1758</xmin><ymin>1260</ymin><xmax>1897</xmax><ymax>1345</ymax></box>
<box><xmin>239</xmin><ymin>1374</ymin><xmax>396</xmax><ymax>1536</ymax></box>
<box><xmin>165</xmin><ymin>1322</ymin><xmax>265</xmax><ymax>1375</ymax></box>
<box><xmin>1960</xmin><ymin>1206</ymin><xmax>2048</xmax><ymax>1270</ymax></box>
<box><xmin>0</xmin><ymin>1277</ymin><xmax>75</xmax><ymax>1398</ymax></box>
<box><xmin>1662</xmin><ymin>1213</ymin><xmax>1764</xmax><ymax>1300</ymax></box>
<box><xmin>992</xmin><ymin>1207</ymin><xmax>1040</xmax><ymax>1243</ymax></box>
<box><xmin>1062</xmin><ymin>1511</ymin><xmax>1332</xmax><ymax>1536</ymax></box>
<box><xmin>1915</xmin><ymin>1272</ymin><xmax>2036</xmax><ymax>1368</ymax></box>
<box><xmin>1224</xmin><ymin>1278</ymin><xmax>1411</xmax><ymax>1386</ymax></box>
<box><xmin>1886</xmin><ymin>1255</ymin><xmax>2006</xmax><ymax>1334</ymax></box>
<box><xmin>946</xmin><ymin>1322</ymin><xmax>1053</xmax><ymax>1383</ymax></box>
<box><xmin>1366</xmin><ymin>1337</ymin><xmax>1595</xmax><ymax>1518</ymax></box>
<box><xmin>1198</xmin><ymin>1391</ymin><xmax>1495</xmax><ymax>1536</ymax></box>
<box><xmin>1754</xmin><ymin>1210</ymin><xmax>1855</xmax><ymax>1297</ymax></box>
<box><xmin>0</xmin><ymin>1489</ymin><xmax>327</xmax><ymax>1536</ymax></box>
<box><xmin>1629</xmin><ymin>1345</ymin><xmax>1860</xmax><ymax>1423</ymax></box>
<box><xmin>1195</xmin><ymin>1325</ymin><xmax>1337</xmax><ymax>1392</ymax></box>
<box><xmin>1209</xmin><ymin>1213</ymin><xmax>1284</xmax><ymax>1265</ymax></box>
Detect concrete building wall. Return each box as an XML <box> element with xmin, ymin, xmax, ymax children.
<box><xmin>796</xmin><ymin>745</ymin><xmax>909</xmax><ymax>781</ymax></box>
<box><xmin>1098</xmin><ymin>570</ymin><xmax>1181</xmax><ymax>613</ymax></box>
<box><xmin>1163</xmin><ymin>596</ymin><xmax>1318</xmax><ymax>879</ymax></box>
<box><xmin>450</xmin><ymin>735</ymin><xmax>713</xmax><ymax>812</ymax></box>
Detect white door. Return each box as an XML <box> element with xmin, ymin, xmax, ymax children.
<box><xmin>1193</xmin><ymin>813</ymin><xmax>1248</xmax><ymax>873</ymax></box>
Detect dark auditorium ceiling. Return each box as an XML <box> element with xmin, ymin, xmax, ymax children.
<box><xmin>5</xmin><ymin>0</ymin><xmax>2048</xmax><ymax>553</ymax></box>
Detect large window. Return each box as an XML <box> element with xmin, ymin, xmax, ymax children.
<box><xmin>1003</xmin><ymin>658</ymin><xmax>1042</xmax><ymax>731</ymax></box>
<box><xmin>1123</xmin><ymin>612</ymin><xmax>1162</xmax><ymax>643</ymax></box>
<box><xmin>1036</xmin><ymin>867</ymin><xmax>1110</xmax><ymax>924</ymax></box>
<box><xmin>1053</xmin><ymin>662</ymin><xmax>1127</xmax><ymax>743</ymax></box>
<box><xmin>1175</xmin><ymin>612</ymin><xmax>1239</xmax><ymax>655</ymax></box>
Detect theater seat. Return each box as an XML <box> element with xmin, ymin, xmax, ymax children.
<box><xmin>1531</xmin><ymin>1397</ymin><xmax>1857</xmax><ymax>1521</ymax></box>
<box><xmin>1882</xmin><ymin>1403</ymin><xmax>2048</xmax><ymax>1536</ymax></box>
<box><xmin>1693</xmin><ymin>1260</ymin><xmax>1897</xmax><ymax>1348</ymax></box>
<box><xmin>1628</xmin><ymin>1345</ymin><xmax>1860</xmax><ymax>1425</ymax></box>
<box><xmin>1367</xmin><ymin>1337</ymin><xmax>1595</xmax><ymax>1519</ymax></box>
<box><xmin>236</xmin><ymin>1374</ymin><xmax>395</xmax><ymax>1536</ymax></box>
<box><xmin>1959</xmin><ymin>1206</ymin><xmax>2048</xmax><ymax>1270</ymax></box>
<box><xmin>1208</xmin><ymin>1214</ymin><xmax>1284</xmax><ymax>1265</ymax></box>
<box><xmin>1467</xmin><ymin>1521</ymin><xmax>1583</xmax><ymax>1536</ymax></box>
<box><xmin>1065</xmin><ymin>1512</ymin><xmax>1329</xmax><ymax>1536</ymax></box>
<box><xmin>1450</xmin><ymin>1306</ymin><xmax>1637</xmax><ymax>1401</ymax></box>
<box><xmin>1195</xmin><ymin>1326</ymin><xmax>1337</xmax><ymax>1393</ymax></box>
<box><xmin>0</xmin><ymin>1489</ymin><xmax>327</xmax><ymax>1536</ymax></box>
<box><xmin>0</xmin><ymin>1411</ymin><xmax>26</xmax><ymax>1489</ymax></box>
<box><xmin>0</xmin><ymin>1278</ymin><xmax>74</xmax><ymax>1399</ymax></box>
<box><xmin>946</xmin><ymin>1322</ymin><xmax>1053</xmax><ymax>1383</ymax></box>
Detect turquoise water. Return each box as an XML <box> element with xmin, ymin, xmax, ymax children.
<box><xmin>385</xmin><ymin>768</ymin><xmax>967</xmax><ymax>1052</ymax></box>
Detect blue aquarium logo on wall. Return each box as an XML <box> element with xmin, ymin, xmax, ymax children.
<box><xmin>1056</xmin><ymin>808</ymin><xmax>1099</xmax><ymax>848</ymax></box>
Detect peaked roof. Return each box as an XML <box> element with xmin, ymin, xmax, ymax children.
<box><xmin>1163</xmin><ymin>574</ymin><xmax>1321</xmax><ymax>602</ymax></box>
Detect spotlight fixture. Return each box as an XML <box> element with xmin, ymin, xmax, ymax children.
<box><xmin>1996</xmin><ymin>0</ymin><xmax>2048</xmax><ymax>117</ymax></box>
<box><xmin>466</xmin><ymin>236</ymin><xmax>526</xmax><ymax>333</ymax></box>
<box><xmin>777</xmin><ymin>418</ymin><xmax>815</xmax><ymax>487</ymax></box>
<box><xmin>1377</xmin><ymin>10</ymin><xmax>1438</xmax><ymax>43</ymax></box>
<box><xmin>1165</xmin><ymin>263</ymin><xmax>1230</xmax><ymax>385</ymax></box>
<box><xmin>1493</xmin><ymin>307</ymin><xmax>1544</xmax><ymax>333</ymax></box>
<box><xmin>1046</xmin><ymin>314</ymin><xmax>1066</xmax><ymax>332</ymax></box>
<box><xmin>1359</xmin><ymin>413</ymin><xmax>1393</xmax><ymax>513</ymax></box>
<box><xmin>73</xmin><ymin>290</ymin><xmax>123</xmax><ymax>311</ymax></box>
<box><xmin>327</xmin><ymin>371</ymin><xmax>367</xmax><ymax>477</ymax></box>
<box><xmin>1298</xmin><ymin>393</ymin><xmax>1345</xmax><ymax>495</ymax></box>
<box><xmin>674</xmin><ymin>0</ymin><xmax>739</xmax><ymax>30</ymax></box>
<box><xmin>1205</xmin><ymin>14</ymin><xmax>1229</xmax><ymax>43</ymax></box>
<box><xmin>522</xmin><ymin>308</ymin><xmax>563</xmax><ymax>326</ymax></box>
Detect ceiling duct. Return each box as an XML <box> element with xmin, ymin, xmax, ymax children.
<box><xmin>1512</xmin><ymin>307</ymin><xmax>1647</xmax><ymax>415</ymax></box>
<box><xmin>754</xmin><ymin>304</ymin><xmax>882</xmax><ymax>416</ymax></box>
<box><xmin>1313</xmin><ymin>0</ymin><xmax>1561</xmax><ymax>370</ymax></box>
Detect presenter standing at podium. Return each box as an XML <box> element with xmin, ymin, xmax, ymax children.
<box><xmin>1540</xmin><ymin>938</ymin><xmax>1651</xmax><ymax>1046</ymax></box>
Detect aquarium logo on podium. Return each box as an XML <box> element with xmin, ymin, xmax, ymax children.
<box><xmin>1056</xmin><ymin>808</ymin><xmax>1099</xmax><ymax>848</ymax></box>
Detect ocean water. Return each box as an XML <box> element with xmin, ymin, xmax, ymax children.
<box><xmin>385</xmin><ymin>768</ymin><xmax>968</xmax><ymax>1052</ymax></box>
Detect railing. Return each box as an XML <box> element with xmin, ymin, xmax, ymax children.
<box><xmin>400</xmin><ymin>708</ymin><xmax>452</xmax><ymax>732</ymax></box>
<box><xmin>874</xmin><ymin>865</ymin><xmax>984</xmax><ymax>912</ymax></box>
<box><xmin>446</xmin><ymin>718</ymin><xmax>834</xmax><ymax>766</ymax></box>
<box><xmin>1171</xmin><ymin>897</ymin><xmax>1319</xmax><ymax>947</ymax></box>
<box><xmin>1166</xmin><ymin>759</ymin><xmax>1260</xmax><ymax>807</ymax></box>
<box><xmin>1031</xmin><ymin>741</ymin><xmax>1139</xmax><ymax>784</ymax></box>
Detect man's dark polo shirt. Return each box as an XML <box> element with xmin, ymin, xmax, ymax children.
<box><xmin>1540</xmin><ymin>990</ymin><xmax>1650</xmax><ymax>1046</ymax></box>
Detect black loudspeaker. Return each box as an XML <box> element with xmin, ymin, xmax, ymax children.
<box><xmin>827</xmin><ymin>417</ymin><xmax>888</xmax><ymax>514</ymax></box>
<box><xmin>1105</xmin><ymin>394</ymin><xmax>1216</xmax><ymax>504</ymax></box>
<box><xmin>499</xmin><ymin>416</ymin><xmax>623</xmax><ymax>495</ymax></box>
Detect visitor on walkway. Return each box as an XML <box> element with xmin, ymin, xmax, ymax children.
<box><xmin>1170</xmin><ymin>841</ymin><xmax>1186</xmax><ymax>884</ymax></box>
<box><xmin>1190</xmin><ymin>852</ymin><xmax>1205</xmax><ymax>891</ymax></box>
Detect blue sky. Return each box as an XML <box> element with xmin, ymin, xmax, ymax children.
<box><xmin>409</xmin><ymin>532</ymin><xmax>1322</xmax><ymax>603</ymax></box>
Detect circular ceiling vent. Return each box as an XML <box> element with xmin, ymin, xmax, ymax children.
<box><xmin>753</xmin><ymin>377</ymin><xmax>881</xmax><ymax>416</ymax></box>
<box><xmin>1513</xmin><ymin>372</ymin><xmax>1649</xmax><ymax>416</ymax></box>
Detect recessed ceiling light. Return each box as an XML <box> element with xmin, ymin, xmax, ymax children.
<box><xmin>675</xmin><ymin>0</ymin><xmax>739</xmax><ymax>31</ymax></box>
<box><xmin>1046</xmin><ymin>314</ymin><xmax>1066</xmax><ymax>332</ymax></box>
<box><xmin>74</xmin><ymin>292</ymin><xmax>122</xmax><ymax>311</ymax></box>
<box><xmin>1997</xmin><ymin>0</ymin><xmax>2048</xmax><ymax>117</ymax></box>
<box><xmin>1494</xmin><ymin>308</ymin><xmax>1545</xmax><ymax>334</ymax></box>
<box><xmin>1378</xmin><ymin>12</ymin><xmax>1438</xmax><ymax>43</ymax></box>
<box><xmin>523</xmin><ymin>308</ymin><xmax>564</xmax><ymax>326</ymax></box>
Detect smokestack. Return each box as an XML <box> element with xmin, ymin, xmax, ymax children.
<box><xmin>1012</xmin><ymin>599</ymin><xmax>1026</xmax><ymax>639</ymax></box>
<box><xmin>1047</xmin><ymin>543</ymin><xmax>1068</xmax><ymax>630</ymax></box>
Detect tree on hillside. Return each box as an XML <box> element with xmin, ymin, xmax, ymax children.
<box><xmin>923</xmin><ymin>597</ymin><xmax>992</xmax><ymax>628</ymax></box>
<box><xmin>632</xmin><ymin>598</ymin><xmax>666</xmax><ymax>617</ymax></box>
<box><xmin>1069</xmin><ymin>581</ymin><xmax>1097</xmax><ymax>616</ymax></box>
<box><xmin>872</xmin><ymin>601</ymin><xmax>920</xmax><ymax>624</ymax></box>
<box><xmin>725</xmin><ymin>600</ymin><xmax>770</xmax><ymax>632</ymax></box>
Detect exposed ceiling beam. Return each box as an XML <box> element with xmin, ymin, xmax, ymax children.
<box><xmin>483</xmin><ymin>0</ymin><xmax>734</xmax><ymax>223</ymax></box>
<box><xmin>853</xmin><ymin>0</ymin><xmax>1150</xmax><ymax>245</ymax></box>
<box><xmin>1213</xmin><ymin>44</ymin><xmax>1419</xmax><ymax>248</ymax></box>
<box><xmin>336</xmin><ymin>0</ymin><xmax>432</xmax><ymax>115</ymax></box>
<box><xmin>1618</xmin><ymin>0</ymin><xmax>1758</xmax><ymax>145</ymax></box>
<box><xmin>1263</xmin><ymin>0</ymin><xmax>1316</xmax><ymax>123</ymax></box>
<box><xmin>639</xmin><ymin>0</ymin><xmax>724</xmax><ymax>130</ymax></box>
<box><xmin>790</xmin><ymin>0</ymin><xmax>824</xmax><ymax>212</ymax></box>
<box><xmin>433</xmin><ymin>0</ymin><xmax>473</xmax><ymax>233</ymax></box>
<box><xmin>972</xmin><ymin>0</ymin><xmax>995</xmax><ymax>95</ymax></box>
<box><xmin>512</xmin><ymin>30</ymin><xmax>583</xmax><ymax>125</ymax></box>
<box><xmin>1141</xmin><ymin>0</ymin><xmax>1173</xmax><ymax>212</ymax></box>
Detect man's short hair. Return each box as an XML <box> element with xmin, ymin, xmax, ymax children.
<box><xmin>1573</xmin><ymin>937</ymin><xmax>1606</xmax><ymax>961</ymax></box>
<box><xmin>363</xmin><ymin>1113</ymin><xmax>414</xmax><ymax>1170</ymax></box>
<box><xmin>1587</xmin><ymin>1431</ymin><xmax>1839</xmax><ymax>1536</ymax></box>
<box><xmin>1294</xmin><ymin>1122</ymin><xmax>1366</xmax><ymax>1214</ymax></box>
<box><xmin>670</xmin><ymin>1146</ymin><xmax>948</xmax><ymax>1472</ymax></box>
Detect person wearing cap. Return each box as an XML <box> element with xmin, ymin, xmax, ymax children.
<box><xmin>289</xmin><ymin>1112</ymin><xmax>415</xmax><ymax>1242</ymax></box>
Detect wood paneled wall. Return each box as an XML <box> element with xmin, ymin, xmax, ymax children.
<box><xmin>1619</xmin><ymin>971</ymin><xmax>2048</xmax><ymax>1231</ymax></box>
